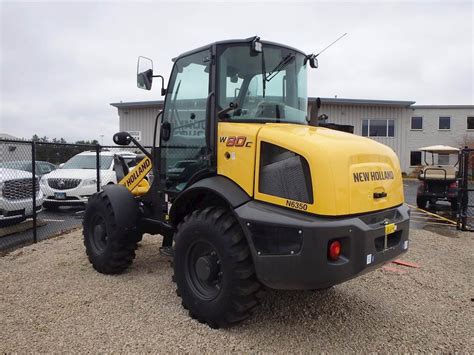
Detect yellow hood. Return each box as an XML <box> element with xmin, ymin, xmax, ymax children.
<box><xmin>254</xmin><ymin>124</ymin><xmax>404</xmax><ymax>216</ymax></box>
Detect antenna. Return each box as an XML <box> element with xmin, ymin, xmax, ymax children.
<box><xmin>315</xmin><ymin>33</ymin><xmax>348</xmax><ymax>58</ymax></box>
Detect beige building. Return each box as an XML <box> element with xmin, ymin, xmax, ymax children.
<box><xmin>111</xmin><ymin>98</ymin><xmax>474</xmax><ymax>174</ymax></box>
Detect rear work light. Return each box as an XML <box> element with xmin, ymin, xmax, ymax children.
<box><xmin>328</xmin><ymin>240</ymin><xmax>342</xmax><ymax>261</ymax></box>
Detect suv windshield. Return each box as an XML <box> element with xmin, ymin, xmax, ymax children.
<box><xmin>217</xmin><ymin>43</ymin><xmax>308</xmax><ymax>124</ymax></box>
<box><xmin>62</xmin><ymin>155</ymin><xmax>113</xmax><ymax>170</ymax></box>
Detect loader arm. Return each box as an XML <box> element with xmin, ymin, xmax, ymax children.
<box><xmin>118</xmin><ymin>156</ymin><xmax>152</xmax><ymax>196</ymax></box>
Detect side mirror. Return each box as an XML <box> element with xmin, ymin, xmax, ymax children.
<box><xmin>137</xmin><ymin>56</ymin><xmax>153</xmax><ymax>90</ymax></box>
<box><xmin>113</xmin><ymin>132</ymin><xmax>132</xmax><ymax>146</ymax></box>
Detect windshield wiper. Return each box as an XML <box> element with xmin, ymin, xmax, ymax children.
<box><xmin>265</xmin><ymin>53</ymin><xmax>296</xmax><ymax>82</ymax></box>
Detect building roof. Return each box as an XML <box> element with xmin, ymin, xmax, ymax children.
<box><xmin>110</xmin><ymin>100</ymin><xmax>164</xmax><ymax>109</ymax></box>
<box><xmin>411</xmin><ymin>105</ymin><xmax>474</xmax><ymax>109</ymax></box>
<box><xmin>318</xmin><ymin>97</ymin><xmax>416</xmax><ymax>107</ymax></box>
<box><xmin>111</xmin><ymin>97</ymin><xmax>416</xmax><ymax>110</ymax></box>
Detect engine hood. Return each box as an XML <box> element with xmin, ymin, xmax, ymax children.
<box><xmin>43</xmin><ymin>169</ymin><xmax>116</xmax><ymax>182</ymax></box>
<box><xmin>255</xmin><ymin>124</ymin><xmax>404</xmax><ymax>216</ymax></box>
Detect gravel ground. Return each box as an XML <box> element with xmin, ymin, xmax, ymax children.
<box><xmin>1</xmin><ymin>228</ymin><xmax>472</xmax><ymax>352</ymax></box>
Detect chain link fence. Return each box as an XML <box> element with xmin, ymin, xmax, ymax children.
<box><xmin>457</xmin><ymin>147</ymin><xmax>474</xmax><ymax>231</ymax></box>
<box><xmin>0</xmin><ymin>139</ymin><xmax>148</xmax><ymax>253</ymax></box>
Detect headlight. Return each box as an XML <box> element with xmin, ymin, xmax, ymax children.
<box><xmin>40</xmin><ymin>176</ymin><xmax>47</xmax><ymax>186</ymax></box>
<box><xmin>83</xmin><ymin>178</ymin><xmax>97</xmax><ymax>186</ymax></box>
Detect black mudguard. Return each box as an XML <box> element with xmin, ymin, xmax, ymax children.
<box><xmin>169</xmin><ymin>175</ymin><xmax>251</xmax><ymax>226</ymax></box>
<box><xmin>101</xmin><ymin>184</ymin><xmax>140</xmax><ymax>234</ymax></box>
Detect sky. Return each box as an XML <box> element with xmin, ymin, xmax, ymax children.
<box><xmin>1</xmin><ymin>0</ymin><xmax>473</xmax><ymax>144</ymax></box>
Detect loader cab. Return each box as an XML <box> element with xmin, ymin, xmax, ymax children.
<box><xmin>138</xmin><ymin>38</ymin><xmax>311</xmax><ymax>196</ymax></box>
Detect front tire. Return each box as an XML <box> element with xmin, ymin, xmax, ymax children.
<box><xmin>173</xmin><ymin>206</ymin><xmax>261</xmax><ymax>328</ymax></box>
<box><xmin>83</xmin><ymin>191</ymin><xmax>138</xmax><ymax>274</ymax></box>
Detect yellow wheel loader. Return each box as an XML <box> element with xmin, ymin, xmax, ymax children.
<box><xmin>83</xmin><ymin>37</ymin><xmax>410</xmax><ymax>328</ymax></box>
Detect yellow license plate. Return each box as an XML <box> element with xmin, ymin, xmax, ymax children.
<box><xmin>385</xmin><ymin>223</ymin><xmax>397</xmax><ymax>235</ymax></box>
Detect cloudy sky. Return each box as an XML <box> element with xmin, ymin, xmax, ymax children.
<box><xmin>1</xmin><ymin>0</ymin><xmax>472</xmax><ymax>143</ymax></box>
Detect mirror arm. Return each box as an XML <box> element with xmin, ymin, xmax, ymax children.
<box><xmin>129</xmin><ymin>136</ymin><xmax>153</xmax><ymax>160</ymax></box>
<box><xmin>153</xmin><ymin>75</ymin><xmax>167</xmax><ymax>96</ymax></box>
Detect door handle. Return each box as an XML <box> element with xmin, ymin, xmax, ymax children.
<box><xmin>161</xmin><ymin>121</ymin><xmax>171</xmax><ymax>142</ymax></box>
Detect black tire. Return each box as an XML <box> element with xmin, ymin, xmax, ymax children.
<box><xmin>83</xmin><ymin>191</ymin><xmax>138</xmax><ymax>274</ymax></box>
<box><xmin>416</xmin><ymin>196</ymin><xmax>427</xmax><ymax>209</ymax></box>
<box><xmin>173</xmin><ymin>206</ymin><xmax>261</xmax><ymax>328</ymax></box>
<box><xmin>450</xmin><ymin>198</ymin><xmax>458</xmax><ymax>211</ymax></box>
<box><xmin>43</xmin><ymin>202</ymin><xmax>60</xmax><ymax>211</ymax></box>
<box><xmin>0</xmin><ymin>217</ymin><xmax>25</xmax><ymax>228</ymax></box>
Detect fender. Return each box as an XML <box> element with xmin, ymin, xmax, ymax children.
<box><xmin>169</xmin><ymin>175</ymin><xmax>251</xmax><ymax>225</ymax></box>
<box><xmin>102</xmin><ymin>184</ymin><xmax>140</xmax><ymax>233</ymax></box>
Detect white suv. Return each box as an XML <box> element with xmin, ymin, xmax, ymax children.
<box><xmin>40</xmin><ymin>150</ymin><xmax>136</xmax><ymax>209</ymax></box>
<box><xmin>0</xmin><ymin>168</ymin><xmax>44</xmax><ymax>227</ymax></box>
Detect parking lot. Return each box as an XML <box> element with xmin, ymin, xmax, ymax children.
<box><xmin>0</xmin><ymin>207</ymin><xmax>84</xmax><ymax>251</ymax></box>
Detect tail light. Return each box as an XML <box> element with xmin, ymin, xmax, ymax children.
<box><xmin>449</xmin><ymin>181</ymin><xmax>458</xmax><ymax>189</ymax></box>
<box><xmin>328</xmin><ymin>240</ymin><xmax>342</xmax><ymax>261</ymax></box>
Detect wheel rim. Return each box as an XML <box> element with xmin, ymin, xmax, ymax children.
<box><xmin>185</xmin><ymin>240</ymin><xmax>223</xmax><ymax>301</ymax></box>
<box><xmin>89</xmin><ymin>215</ymin><xmax>108</xmax><ymax>254</ymax></box>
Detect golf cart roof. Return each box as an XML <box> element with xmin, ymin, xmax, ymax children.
<box><xmin>418</xmin><ymin>145</ymin><xmax>460</xmax><ymax>154</ymax></box>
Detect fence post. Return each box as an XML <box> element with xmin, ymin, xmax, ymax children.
<box><xmin>461</xmin><ymin>147</ymin><xmax>469</xmax><ymax>230</ymax></box>
<box><xmin>31</xmin><ymin>141</ymin><xmax>37</xmax><ymax>243</ymax></box>
<box><xmin>96</xmin><ymin>144</ymin><xmax>101</xmax><ymax>192</ymax></box>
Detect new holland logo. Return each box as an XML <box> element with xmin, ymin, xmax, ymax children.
<box><xmin>353</xmin><ymin>170</ymin><xmax>395</xmax><ymax>183</ymax></box>
<box><xmin>119</xmin><ymin>156</ymin><xmax>152</xmax><ymax>191</ymax></box>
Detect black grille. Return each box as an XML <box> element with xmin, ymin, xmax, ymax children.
<box><xmin>259</xmin><ymin>142</ymin><xmax>313</xmax><ymax>204</ymax></box>
<box><xmin>48</xmin><ymin>178</ymin><xmax>81</xmax><ymax>190</ymax></box>
<box><xmin>3</xmin><ymin>178</ymin><xmax>39</xmax><ymax>200</ymax></box>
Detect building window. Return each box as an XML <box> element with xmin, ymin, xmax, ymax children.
<box><xmin>411</xmin><ymin>117</ymin><xmax>423</xmax><ymax>130</ymax></box>
<box><xmin>439</xmin><ymin>116</ymin><xmax>451</xmax><ymax>130</ymax></box>
<box><xmin>362</xmin><ymin>119</ymin><xmax>395</xmax><ymax>137</ymax></box>
<box><xmin>410</xmin><ymin>151</ymin><xmax>422</xmax><ymax>166</ymax></box>
<box><xmin>467</xmin><ymin>117</ymin><xmax>474</xmax><ymax>130</ymax></box>
<box><xmin>437</xmin><ymin>154</ymin><xmax>450</xmax><ymax>165</ymax></box>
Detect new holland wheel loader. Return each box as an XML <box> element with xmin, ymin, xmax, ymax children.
<box><xmin>83</xmin><ymin>37</ymin><xmax>410</xmax><ymax>328</ymax></box>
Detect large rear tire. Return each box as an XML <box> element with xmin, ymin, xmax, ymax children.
<box><xmin>83</xmin><ymin>191</ymin><xmax>138</xmax><ymax>274</ymax></box>
<box><xmin>173</xmin><ymin>206</ymin><xmax>261</xmax><ymax>328</ymax></box>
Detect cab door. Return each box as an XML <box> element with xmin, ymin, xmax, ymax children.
<box><xmin>160</xmin><ymin>49</ymin><xmax>212</xmax><ymax>194</ymax></box>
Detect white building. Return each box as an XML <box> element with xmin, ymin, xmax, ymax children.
<box><xmin>111</xmin><ymin>98</ymin><xmax>474</xmax><ymax>174</ymax></box>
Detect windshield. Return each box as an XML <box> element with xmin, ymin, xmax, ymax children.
<box><xmin>62</xmin><ymin>155</ymin><xmax>113</xmax><ymax>170</ymax></box>
<box><xmin>0</xmin><ymin>161</ymin><xmax>32</xmax><ymax>171</ymax></box>
<box><xmin>217</xmin><ymin>43</ymin><xmax>308</xmax><ymax>124</ymax></box>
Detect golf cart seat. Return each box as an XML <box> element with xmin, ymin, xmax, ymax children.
<box><xmin>419</xmin><ymin>166</ymin><xmax>457</xmax><ymax>181</ymax></box>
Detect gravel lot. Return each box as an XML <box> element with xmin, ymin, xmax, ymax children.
<box><xmin>1</xmin><ymin>228</ymin><xmax>472</xmax><ymax>352</ymax></box>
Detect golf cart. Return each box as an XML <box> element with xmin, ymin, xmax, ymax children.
<box><xmin>416</xmin><ymin>145</ymin><xmax>459</xmax><ymax>210</ymax></box>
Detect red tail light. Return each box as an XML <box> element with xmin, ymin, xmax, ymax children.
<box><xmin>328</xmin><ymin>240</ymin><xmax>342</xmax><ymax>261</ymax></box>
<box><xmin>449</xmin><ymin>181</ymin><xmax>458</xmax><ymax>189</ymax></box>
